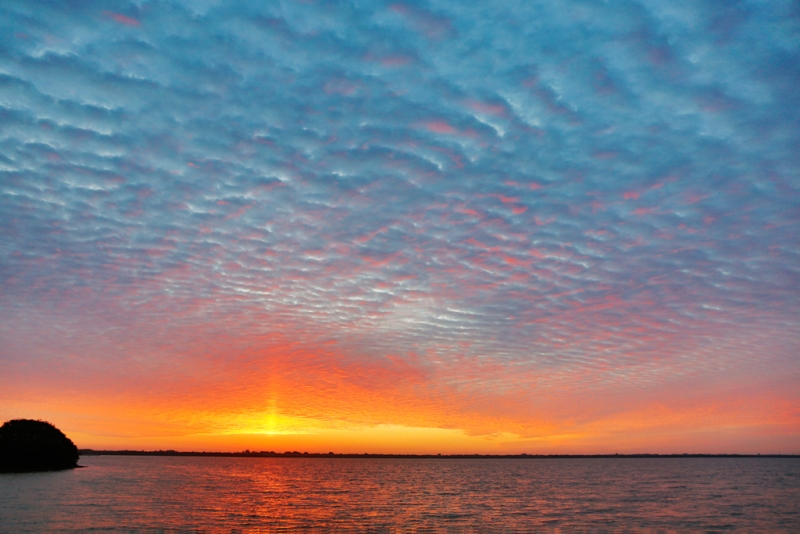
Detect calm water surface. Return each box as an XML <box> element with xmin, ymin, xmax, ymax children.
<box><xmin>1</xmin><ymin>456</ymin><xmax>798</xmax><ymax>531</ymax></box>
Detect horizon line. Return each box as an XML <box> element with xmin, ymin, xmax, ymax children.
<box><xmin>79</xmin><ymin>450</ymin><xmax>800</xmax><ymax>459</ymax></box>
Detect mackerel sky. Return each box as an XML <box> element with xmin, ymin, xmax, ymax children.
<box><xmin>1</xmin><ymin>0</ymin><xmax>798</xmax><ymax>452</ymax></box>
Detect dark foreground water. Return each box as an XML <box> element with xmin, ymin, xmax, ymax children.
<box><xmin>1</xmin><ymin>456</ymin><xmax>798</xmax><ymax>531</ymax></box>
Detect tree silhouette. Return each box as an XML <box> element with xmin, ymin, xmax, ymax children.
<box><xmin>0</xmin><ymin>419</ymin><xmax>79</xmax><ymax>473</ymax></box>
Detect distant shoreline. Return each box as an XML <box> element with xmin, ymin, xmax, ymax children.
<box><xmin>79</xmin><ymin>450</ymin><xmax>799</xmax><ymax>459</ymax></box>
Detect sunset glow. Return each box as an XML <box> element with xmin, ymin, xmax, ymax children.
<box><xmin>1</xmin><ymin>0</ymin><xmax>799</xmax><ymax>454</ymax></box>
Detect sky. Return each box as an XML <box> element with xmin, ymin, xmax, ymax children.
<box><xmin>1</xmin><ymin>0</ymin><xmax>799</xmax><ymax>454</ymax></box>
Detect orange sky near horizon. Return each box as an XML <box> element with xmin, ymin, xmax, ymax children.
<box><xmin>2</xmin><ymin>308</ymin><xmax>798</xmax><ymax>454</ymax></box>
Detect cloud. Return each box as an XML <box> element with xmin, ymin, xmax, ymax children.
<box><xmin>1</xmin><ymin>0</ymin><xmax>798</xmax><ymax>448</ymax></box>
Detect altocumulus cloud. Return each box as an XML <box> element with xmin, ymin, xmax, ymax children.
<box><xmin>1</xmin><ymin>0</ymin><xmax>799</xmax><ymax>442</ymax></box>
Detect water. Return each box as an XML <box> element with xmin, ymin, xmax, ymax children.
<box><xmin>1</xmin><ymin>456</ymin><xmax>798</xmax><ymax>531</ymax></box>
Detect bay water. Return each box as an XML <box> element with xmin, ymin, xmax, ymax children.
<box><xmin>1</xmin><ymin>456</ymin><xmax>798</xmax><ymax>531</ymax></box>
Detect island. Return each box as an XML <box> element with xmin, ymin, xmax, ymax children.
<box><xmin>0</xmin><ymin>419</ymin><xmax>80</xmax><ymax>473</ymax></box>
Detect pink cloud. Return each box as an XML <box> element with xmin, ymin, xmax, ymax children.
<box><xmin>104</xmin><ymin>11</ymin><xmax>141</xmax><ymax>26</ymax></box>
<box><xmin>686</xmin><ymin>193</ymin><xmax>708</xmax><ymax>204</ymax></box>
<box><xmin>425</xmin><ymin>121</ymin><xmax>457</xmax><ymax>134</ymax></box>
<box><xmin>360</xmin><ymin>252</ymin><xmax>402</xmax><ymax>268</ymax></box>
<box><xmin>224</xmin><ymin>205</ymin><xmax>252</xmax><ymax>220</ymax></box>
<box><xmin>502</xmin><ymin>255</ymin><xmax>531</xmax><ymax>268</ymax></box>
<box><xmin>454</xmin><ymin>205</ymin><xmax>480</xmax><ymax>217</ymax></box>
<box><xmin>355</xmin><ymin>227</ymin><xmax>388</xmax><ymax>244</ymax></box>
<box><xmin>632</xmin><ymin>207</ymin><xmax>657</xmax><ymax>216</ymax></box>
<box><xmin>487</xmin><ymin>193</ymin><xmax>519</xmax><ymax>204</ymax></box>
<box><xmin>651</xmin><ymin>174</ymin><xmax>679</xmax><ymax>190</ymax></box>
<box><xmin>465</xmin><ymin>100</ymin><xmax>506</xmax><ymax>117</ymax></box>
<box><xmin>586</xmin><ymin>229</ymin><xmax>609</xmax><ymax>237</ymax></box>
<box><xmin>506</xmin><ymin>180</ymin><xmax>544</xmax><ymax>191</ymax></box>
